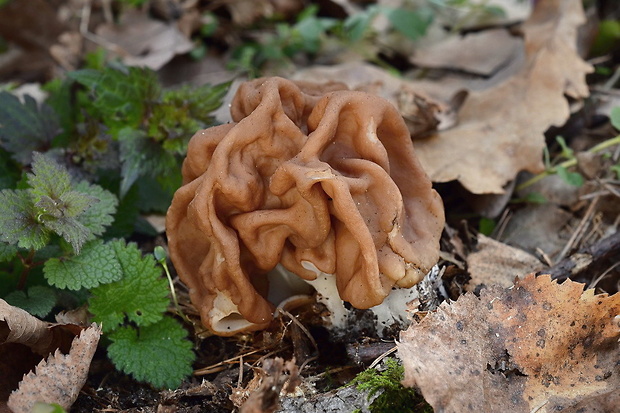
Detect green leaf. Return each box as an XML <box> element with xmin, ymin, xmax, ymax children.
<box><xmin>43</xmin><ymin>240</ymin><xmax>122</xmax><ymax>290</ymax></box>
<box><xmin>344</xmin><ymin>5</ymin><xmax>379</xmax><ymax>42</ymax></box>
<box><xmin>555</xmin><ymin>136</ymin><xmax>574</xmax><ymax>160</ymax></box>
<box><xmin>611</xmin><ymin>163</ymin><xmax>620</xmax><ymax>179</ymax></box>
<box><xmin>117</xmin><ymin>128</ymin><xmax>177</xmax><ymax>197</ymax></box>
<box><xmin>89</xmin><ymin>240</ymin><xmax>169</xmax><ymax>332</ymax></box>
<box><xmin>26</xmin><ymin>153</ymin><xmax>116</xmax><ymax>253</ymax></box>
<box><xmin>73</xmin><ymin>181</ymin><xmax>118</xmax><ymax>237</ymax></box>
<box><xmin>0</xmin><ymin>92</ymin><xmax>60</xmax><ymax>164</ymax></box>
<box><xmin>4</xmin><ymin>285</ymin><xmax>57</xmax><ymax>317</ymax></box>
<box><xmin>0</xmin><ymin>189</ymin><xmax>49</xmax><ymax>250</ymax></box>
<box><xmin>27</xmin><ymin>152</ymin><xmax>72</xmax><ymax>201</ymax></box>
<box><xmin>37</xmin><ymin>211</ymin><xmax>91</xmax><ymax>254</ymax></box>
<box><xmin>0</xmin><ymin>241</ymin><xmax>17</xmax><ymax>261</ymax></box>
<box><xmin>384</xmin><ymin>6</ymin><xmax>433</xmax><ymax>40</ymax></box>
<box><xmin>69</xmin><ymin>66</ymin><xmax>160</xmax><ymax>135</ymax></box>
<box><xmin>478</xmin><ymin>218</ymin><xmax>496</xmax><ymax>236</ymax></box>
<box><xmin>107</xmin><ymin>316</ymin><xmax>194</xmax><ymax>389</ymax></box>
<box><xmin>32</xmin><ymin>403</ymin><xmax>67</xmax><ymax>413</ymax></box>
<box><xmin>0</xmin><ymin>148</ymin><xmax>20</xmax><ymax>190</ymax></box>
<box><xmin>611</xmin><ymin>107</ymin><xmax>620</xmax><ymax>131</ymax></box>
<box><xmin>523</xmin><ymin>192</ymin><xmax>548</xmax><ymax>204</ymax></box>
<box><xmin>556</xmin><ymin>165</ymin><xmax>584</xmax><ymax>187</ymax></box>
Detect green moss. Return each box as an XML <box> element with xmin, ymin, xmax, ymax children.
<box><xmin>351</xmin><ymin>358</ymin><xmax>432</xmax><ymax>413</ymax></box>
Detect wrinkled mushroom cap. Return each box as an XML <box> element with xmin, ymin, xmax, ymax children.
<box><xmin>166</xmin><ymin>77</ymin><xmax>444</xmax><ymax>335</ymax></box>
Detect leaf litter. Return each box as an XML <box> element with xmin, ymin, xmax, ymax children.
<box><xmin>0</xmin><ymin>0</ymin><xmax>619</xmax><ymax>411</ymax></box>
<box><xmin>0</xmin><ymin>299</ymin><xmax>100</xmax><ymax>411</ymax></box>
<box><xmin>398</xmin><ymin>274</ymin><xmax>620</xmax><ymax>412</ymax></box>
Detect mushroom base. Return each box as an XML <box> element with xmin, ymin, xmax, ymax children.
<box><xmin>268</xmin><ymin>264</ymin><xmax>423</xmax><ymax>338</ymax></box>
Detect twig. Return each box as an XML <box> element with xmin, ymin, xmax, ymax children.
<box><xmin>368</xmin><ymin>344</ymin><xmax>397</xmax><ymax>369</ymax></box>
<box><xmin>556</xmin><ymin>196</ymin><xmax>599</xmax><ymax>262</ymax></box>
<box><xmin>516</xmin><ymin>135</ymin><xmax>620</xmax><ymax>192</ymax></box>
<box><xmin>537</xmin><ymin>229</ymin><xmax>620</xmax><ymax>282</ymax></box>
<box><xmin>194</xmin><ymin>346</ymin><xmax>277</xmax><ymax>376</ymax></box>
<box><xmin>589</xmin><ymin>261</ymin><xmax>620</xmax><ymax>289</ymax></box>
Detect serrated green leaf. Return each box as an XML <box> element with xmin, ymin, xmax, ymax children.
<box><xmin>43</xmin><ymin>240</ymin><xmax>122</xmax><ymax>290</ymax></box>
<box><xmin>118</xmin><ymin>128</ymin><xmax>177</xmax><ymax>197</ymax></box>
<box><xmin>26</xmin><ymin>153</ymin><xmax>115</xmax><ymax>253</ymax></box>
<box><xmin>107</xmin><ymin>316</ymin><xmax>194</xmax><ymax>389</ymax></box>
<box><xmin>38</xmin><ymin>213</ymin><xmax>91</xmax><ymax>254</ymax></box>
<box><xmin>0</xmin><ymin>189</ymin><xmax>49</xmax><ymax>249</ymax></box>
<box><xmin>73</xmin><ymin>181</ymin><xmax>118</xmax><ymax>237</ymax></box>
<box><xmin>89</xmin><ymin>240</ymin><xmax>169</xmax><ymax>332</ymax></box>
<box><xmin>0</xmin><ymin>241</ymin><xmax>18</xmax><ymax>261</ymax></box>
<box><xmin>0</xmin><ymin>92</ymin><xmax>60</xmax><ymax>164</ymax></box>
<box><xmin>4</xmin><ymin>285</ymin><xmax>57</xmax><ymax>317</ymax></box>
<box><xmin>556</xmin><ymin>165</ymin><xmax>584</xmax><ymax>187</ymax></box>
<box><xmin>60</xmin><ymin>190</ymin><xmax>97</xmax><ymax>216</ymax></box>
<box><xmin>28</xmin><ymin>152</ymin><xmax>72</xmax><ymax>201</ymax></box>
<box><xmin>102</xmin><ymin>181</ymin><xmax>139</xmax><ymax>238</ymax></box>
<box><xmin>69</xmin><ymin>66</ymin><xmax>160</xmax><ymax>134</ymax></box>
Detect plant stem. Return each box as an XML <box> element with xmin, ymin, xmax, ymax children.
<box><xmin>16</xmin><ymin>249</ymin><xmax>35</xmax><ymax>290</ymax></box>
<box><xmin>516</xmin><ymin>134</ymin><xmax>620</xmax><ymax>191</ymax></box>
<box><xmin>161</xmin><ymin>258</ymin><xmax>192</xmax><ymax>324</ymax></box>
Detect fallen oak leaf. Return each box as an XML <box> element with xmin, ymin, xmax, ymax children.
<box><xmin>7</xmin><ymin>323</ymin><xmax>101</xmax><ymax>413</ymax></box>
<box><xmin>398</xmin><ymin>274</ymin><xmax>620</xmax><ymax>412</ymax></box>
<box><xmin>412</xmin><ymin>0</ymin><xmax>593</xmax><ymax>194</ymax></box>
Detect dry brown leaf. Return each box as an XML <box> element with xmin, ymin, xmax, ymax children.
<box><xmin>0</xmin><ymin>299</ymin><xmax>88</xmax><ymax>404</ymax></box>
<box><xmin>95</xmin><ymin>10</ymin><xmax>193</xmax><ymax>70</ymax></box>
<box><xmin>1</xmin><ymin>299</ymin><xmax>54</xmax><ymax>356</ymax></box>
<box><xmin>7</xmin><ymin>324</ymin><xmax>101</xmax><ymax>413</ymax></box>
<box><xmin>398</xmin><ymin>274</ymin><xmax>620</xmax><ymax>412</ymax></box>
<box><xmin>500</xmin><ymin>204</ymin><xmax>574</xmax><ymax>259</ymax></box>
<box><xmin>466</xmin><ymin>234</ymin><xmax>544</xmax><ymax>290</ymax></box>
<box><xmin>413</xmin><ymin>0</ymin><xmax>593</xmax><ymax>194</ymax></box>
<box><xmin>410</xmin><ymin>28</ymin><xmax>522</xmax><ymax>76</ymax></box>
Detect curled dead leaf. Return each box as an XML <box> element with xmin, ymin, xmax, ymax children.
<box><xmin>7</xmin><ymin>324</ymin><xmax>101</xmax><ymax>413</ymax></box>
<box><xmin>398</xmin><ymin>274</ymin><xmax>620</xmax><ymax>412</ymax></box>
<box><xmin>0</xmin><ymin>299</ymin><xmax>95</xmax><ymax>408</ymax></box>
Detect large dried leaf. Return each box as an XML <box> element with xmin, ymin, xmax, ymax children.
<box><xmin>0</xmin><ymin>299</ymin><xmax>86</xmax><ymax>403</ymax></box>
<box><xmin>410</xmin><ymin>28</ymin><xmax>522</xmax><ymax>76</ymax></box>
<box><xmin>413</xmin><ymin>0</ymin><xmax>593</xmax><ymax>194</ymax></box>
<box><xmin>96</xmin><ymin>10</ymin><xmax>193</xmax><ymax>70</ymax></box>
<box><xmin>398</xmin><ymin>274</ymin><xmax>620</xmax><ymax>412</ymax></box>
<box><xmin>7</xmin><ymin>324</ymin><xmax>101</xmax><ymax>413</ymax></box>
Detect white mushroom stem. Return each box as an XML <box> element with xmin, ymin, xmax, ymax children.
<box><xmin>297</xmin><ymin>261</ymin><xmax>423</xmax><ymax>335</ymax></box>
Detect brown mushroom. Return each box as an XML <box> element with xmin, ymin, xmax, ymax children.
<box><xmin>166</xmin><ymin>77</ymin><xmax>444</xmax><ymax>335</ymax></box>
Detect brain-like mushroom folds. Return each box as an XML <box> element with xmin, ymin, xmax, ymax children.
<box><xmin>166</xmin><ymin>77</ymin><xmax>445</xmax><ymax>335</ymax></box>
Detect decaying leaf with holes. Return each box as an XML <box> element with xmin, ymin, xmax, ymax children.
<box><xmin>398</xmin><ymin>274</ymin><xmax>620</xmax><ymax>412</ymax></box>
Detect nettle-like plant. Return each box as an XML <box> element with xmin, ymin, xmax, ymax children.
<box><xmin>0</xmin><ymin>63</ymin><xmax>229</xmax><ymax>388</ymax></box>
